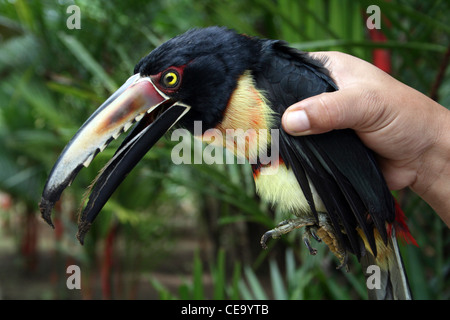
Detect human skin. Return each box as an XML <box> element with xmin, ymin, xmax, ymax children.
<box><xmin>282</xmin><ymin>51</ymin><xmax>450</xmax><ymax>227</ymax></box>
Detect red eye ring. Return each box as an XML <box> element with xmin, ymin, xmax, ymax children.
<box><xmin>150</xmin><ymin>64</ymin><xmax>187</xmax><ymax>93</ymax></box>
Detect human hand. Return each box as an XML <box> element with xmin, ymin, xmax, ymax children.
<box><xmin>282</xmin><ymin>51</ymin><xmax>450</xmax><ymax>226</ymax></box>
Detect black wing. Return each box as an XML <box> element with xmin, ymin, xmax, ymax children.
<box><xmin>254</xmin><ymin>40</ymin><xmax>395</xmax><ymax>258</ymax></box>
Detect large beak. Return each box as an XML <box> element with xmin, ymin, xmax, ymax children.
<box><xmin>39</xmin><ymin>74</ymin><xmax>190</xmax><ymax>243</ymax></box>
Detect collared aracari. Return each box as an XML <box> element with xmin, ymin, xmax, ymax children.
<box><xmin>39</xmin><ymin>26</ymin><xmax>417</xmax><ymax>300</ymax></box>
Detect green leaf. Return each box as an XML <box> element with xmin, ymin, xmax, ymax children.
<box><xmin>229</xmin><ymin>261</ymin><xmax>242</xmax><ymax>300</ymax></box>
<box><xmin>193</xmin><ymin>250</ymin><xmax>205</xmax><ymax>299</ymax></box>
<box><xmin>58</xmin><ymin>32</ymin><xmax>118</xmax><ymax>93</ymax></box>
<box><xmin>212</xmin><ymin>249</ymin><xmax>226</xmax><ymax>300</ymax></box>
<box><xmin>269</xmin><ymin>259</ymin><xmax>287</xmax><ymax>300</ymax></box>
<box><xmin>243</xmin><ymin>266</ymin><xmax>268</xmax><ymax>300</ymax></box>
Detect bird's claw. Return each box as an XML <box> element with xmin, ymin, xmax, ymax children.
<box><xmin>260</xmin><ymin>218</ymin><xmax>316</xmax><ymax>249</ymax></box>
<box><xmin>336</xmin><ymin>251</ymin><xmax>349</xmax><ymax>272</ymax></box>
<box><xmin>260</xmin><ymin>230</ymin><xmax>274</xmax><ymax>250</ymax></box>
<box><xmin>303</xmin><ymin>226</ymin><xmax>321</xmax><ymax>255</ymax></box>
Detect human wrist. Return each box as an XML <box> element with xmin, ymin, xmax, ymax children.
<box><xmin>410</xmin><ymin>105</ymin><xmax>450</xmax><ymax>227</ymax></box>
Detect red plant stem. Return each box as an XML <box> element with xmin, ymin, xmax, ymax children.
<box><xmin>101</xmin><ymin>223</ymin><xmax>118</xmax><ymax>299</ymax></box>
<box><xmin>20</xmin><ymin>210</ymin><xmax>38</xmax><ymax>271</ymax></box>
<box><xmin>365</xmin><ymin>1</ymin><xmax>392</xmax><ymax>73</ymax></box>
<box><xmin>369</xmin><ymin>28</ymin><xmax>391</xmax><ymax>74</ymax></box>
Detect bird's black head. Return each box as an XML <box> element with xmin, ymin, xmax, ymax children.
<box><xmin>39</xmin><ymin>27</ymin><xmax>266</xmax><ymax>242</ymax></box>
<box><xmin>133</xmin><ymin>26</ymin><xmax>262</xmax><ymax>132</ymax></box>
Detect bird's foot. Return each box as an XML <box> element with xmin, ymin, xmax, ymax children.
<box><xmin>302</xmin><ymin>226</ymin><xmax>321</xmax><ymax>255</ymax></box>
<box><xmin>260</xmin><ymin>217</ymin><xmax>316</xmax><ymax>249</ymax></box>
<box><xmin>315</xmin><ymin>222</ymin><xmax>349</xmax><ymax>272</ymax></box>
<box><xmin>260</xmin><ymin>214</ymin><xmax>349</xmax><ymax>271</ymax></box>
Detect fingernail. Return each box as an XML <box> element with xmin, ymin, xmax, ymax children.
<box><xmin>284</xmin><ymin>110</ymin><xmax>310</xmax><ymax>133</ymax></box>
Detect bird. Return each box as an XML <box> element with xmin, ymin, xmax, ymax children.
<box><xmin>39</xmin><ymin>26</ymin><xmax>417</xmax><ymax>300</ymax></box>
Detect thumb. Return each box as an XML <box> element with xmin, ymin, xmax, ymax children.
<box><xmin>282</xmin><ymin>89</ymin><xmax>370</xmax><ymax>136</ymax></box>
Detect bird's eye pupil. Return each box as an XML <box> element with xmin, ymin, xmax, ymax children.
<box><xmin>163</xmin><ymin>71</ymin><xmax>179</xmax><ymax>88</ymax></box>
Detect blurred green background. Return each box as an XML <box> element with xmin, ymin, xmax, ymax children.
<box><xmin>0</xmin><ymin>0</ymin><xmax>448</xmax><ymax>300</ymax></box>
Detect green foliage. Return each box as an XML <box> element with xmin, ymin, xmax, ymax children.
<box><xmin>150</xmin><ymin>248</ymin><xmax>368</xmax><ymax>300</ymax></box>
<box><xmin>0</xmin><ymin>0</ymin><xmax>448</xmax><ymax>300</ymax></box>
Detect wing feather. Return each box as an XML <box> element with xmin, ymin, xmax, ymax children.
<box><xmin>254</xmin><ymin>40</ymin><xmax>395</xmax><ymax>258</ymax></box>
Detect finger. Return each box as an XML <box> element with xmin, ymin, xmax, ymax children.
<box><xmin>282</xmin><ymin>89</ymin><xmax>367</xmax><ymax>136</ymax></box>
